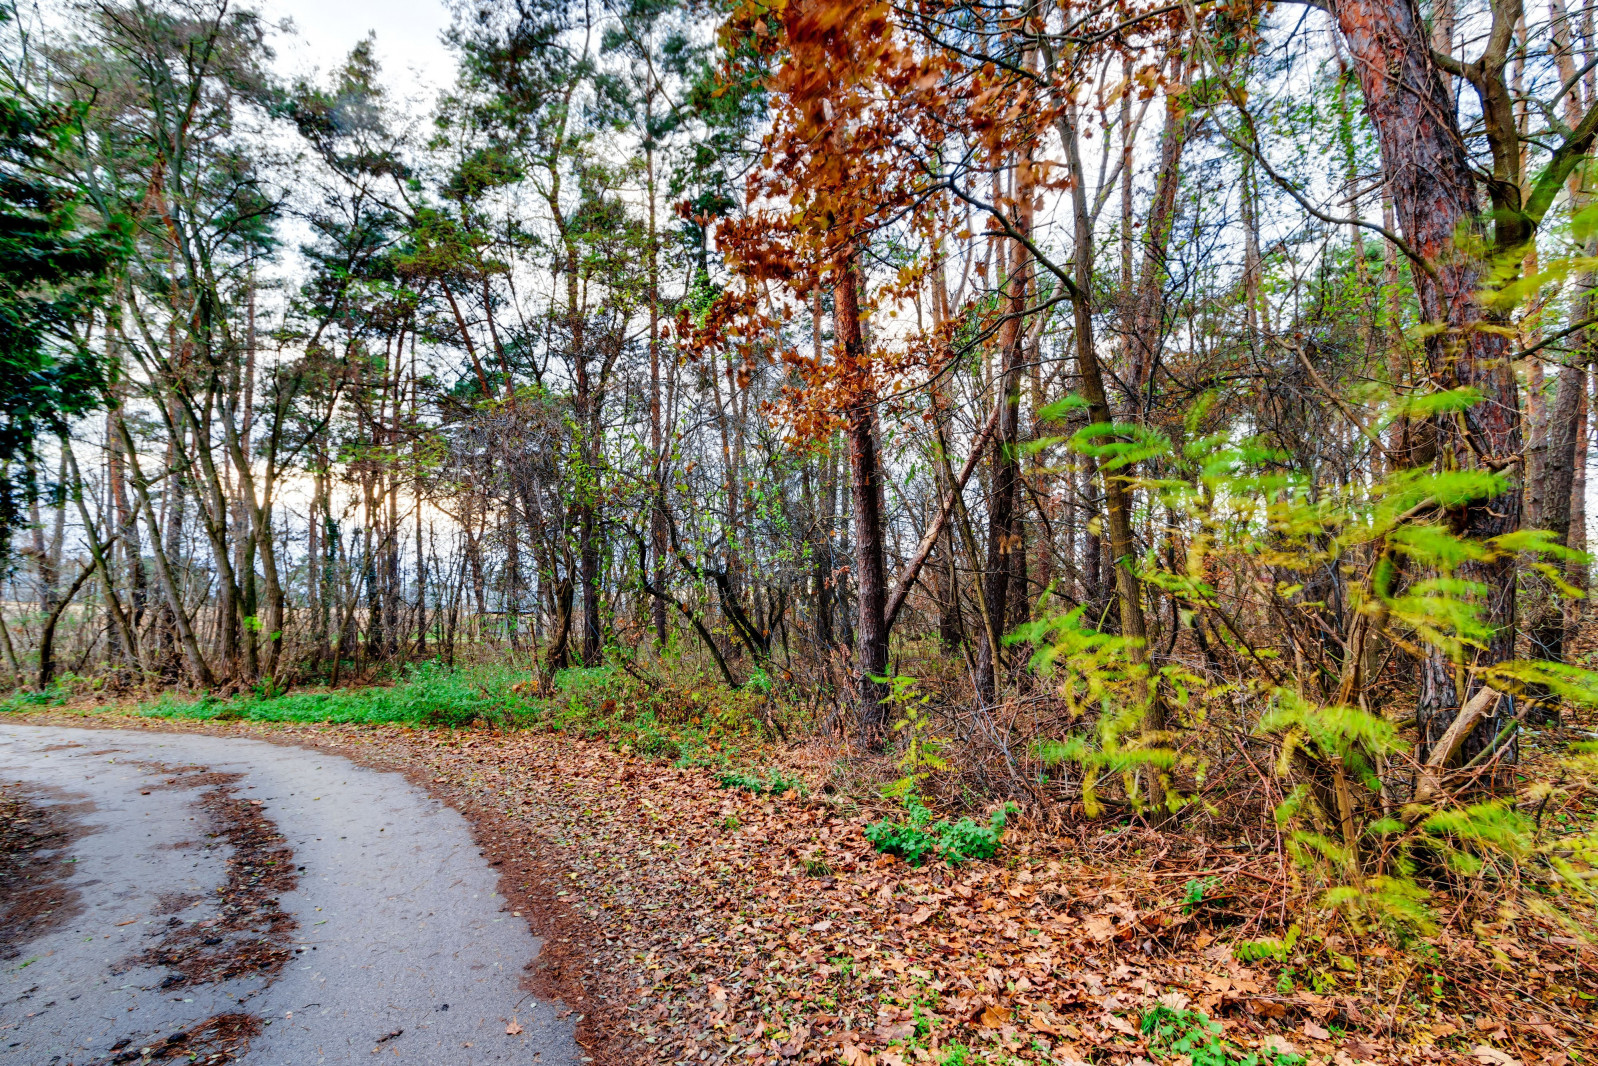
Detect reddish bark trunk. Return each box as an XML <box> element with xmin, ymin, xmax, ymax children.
<box><xmin>1331</xmin><ymin>0</ymin><xmax>1523</xmax><ymax>759</ymax></box>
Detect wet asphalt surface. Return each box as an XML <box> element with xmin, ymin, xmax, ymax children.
<box><xmin>0</xmin><ymin>723</ymin><xmax>579</xmax><ymax>1065</ymax></box>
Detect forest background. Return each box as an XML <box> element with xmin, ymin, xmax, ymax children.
<box><xmin>7</xmin><ymin>0</ymin><xmax>1598</xmax><ymax>1061</ymax></box>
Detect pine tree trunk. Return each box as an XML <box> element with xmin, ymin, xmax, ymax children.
<box><xmin>1331</xmin><ymin>0</ymin><xmax>1523</xmax><ymax>762</ymax></box>
<box><xmin>836</xmin><ymin>261</ymin><xmax>889</xmax><ymax>737</ymax></box>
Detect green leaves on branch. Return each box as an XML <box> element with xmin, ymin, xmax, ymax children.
<box><xmin>1260</xmin><ymin>691</ymin><xmax>1398</xmax><ymax>791</ymax></box>
<box><xmin>1023</xmin><ymin>385</ymin><xmax>1598</xmax><ymax>940</ymax></box>
<box><xmin>1019</xmin><ymin>607</ymin><xmax>1194</xmax><ymax>816</ymax></box>
<box><xmin>1070</xmin><ymin>420</ymin><xmax>1173</xmax><ymax>472</ymax></box>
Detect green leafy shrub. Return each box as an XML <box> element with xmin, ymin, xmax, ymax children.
<box><xmin>718</xmin><ymin>768</ymin><xmax>799</xmax><ymax>795</ymax></box>
<box><xmin>542</xmin><ymin>661</ymin><xmax>776</xmax><ymax>762</ymax></box>
<box><xmin>1182</xmin><ymin>876</ymin><xmax>1221</xmax><ymax>915</ymax></box>
<box><xmin>1018</xmin><ymin>608</ymin><xmax>1191</xmax><ymax>816</ymax></box>
<box><xmin>865</xmin><ymin>797</ymin><xmax>1017</xmax><ymax>866</ymax></box>
<box><xmin>1231</xmin><ymin>925</ymin><xmax>1300</xmax><ymax>964</ymax></box>
<box><xmin>1141</xmin><ymin>1005</ymin><xmax>1304</xmax><ymax>1066</ymax></box>
<box><xmin>937</xmin><ymin>1044</ymin><xmax>969</xmax><ymax>1066</ymax></box>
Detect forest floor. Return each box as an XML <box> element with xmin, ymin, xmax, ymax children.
<box><xmin>1</xmin><ymin>697</ymin><xmax>1594</xmax><ymax>1066</ymax></box>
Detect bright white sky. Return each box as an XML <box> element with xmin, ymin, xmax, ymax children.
<box><xmin>261</xmin><ymin>0</ymin><xmax>455</xmax><ymax>101</ymax></box>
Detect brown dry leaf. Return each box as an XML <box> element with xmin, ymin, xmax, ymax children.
<box><xmin>1473</xmin><ymin>1047</ymin><xmax>1523</xmax><ymax>1066</ymax></box>
<box><xmin>1245</xmin><ymin>997</ymin><xmax>1287</xmax><ymax>1019</ymax></box>
<box><xmin>980</xmin><ymin>1004</ymin><xmax>1012</xmax><ymax>1029</ymax></box>
<box><xmin>1100</xmin><ymin>1012</ymin><xmax>1138</xmax><ymax>1037</ymax></box>
<box><xmin>1027</xmin><ymin>1011</ymin><xmax>1062</xmax><ymax>1036</ymax></box>
<box><xmin>909</xmin><ymin>905</ymin><xmax>934</xmax><ymax>925</ymax></box>
<box><xmin>1302</xmin><ymin>1020</ymin><xmax>1330</xmax><ymax>1041</ymax></box>
<box><xmin>1083</xmin><ymin>915</ymin><xmax>1116</xmax><ymax>942</ymax></box>
<box><xmin>1342</xmin><ymin>1039</ymin><xmax>1383</xmax><ymax>1062</ymax></box>
<box><xmin>841</xmin><ymin>1042</ymin><xmax>875</xmax><ymax>1066</ymax></box>
<box><xmin>878</xmin><ymin>1052</ymin><xmax>906</xmax><ymax>1066</ymax></box>
<box><xmin>1264</xmin><ymin>1035</ymin><xmax>1299</xmax><ymax>1057</ymax></box>
<box><xmin>505</xmin><ymin>1019</ymin><xmax>523</xmax><ymax>1036</ymax></box>
<box><xmin>779</xmin><ymin>1027</ymin><xmax>809</xmax><ymax>1059</ymax></box>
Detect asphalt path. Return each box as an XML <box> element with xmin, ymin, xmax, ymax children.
<box><xmin>0</xmin><ymin>723</ymin><xmax>578</xmax><ymax>1065</ymax></box>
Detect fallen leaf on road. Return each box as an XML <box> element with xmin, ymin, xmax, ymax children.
<box><xmin>506</xmin><ymin>1020</ymin><xmax>523</xmax><ymax>1036</ymax></box>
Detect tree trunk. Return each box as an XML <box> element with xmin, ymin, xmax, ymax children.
<box><xmin>1126</xmin><ymin>53</ymin><xmax>1196</xmax><ymax>412</ymax></box>
<box><xmin>1332</xmin><ymin>0</ymin><xmax>1524</xmax><ymax>763</ymax></box>
<box><xmin>647</xmin><ymin>130</ymin><xmax>669</xmax><ymax>648</ymax></box>
<box><xmin>38</xmin><ymin>562</ymin><xmax>94</xmax><ymax>691</ymax></box>
<box><xmin>837</xmin><ymin>261</ymin><xmax>890</xmax><ymax>736</ymax></box>
<box><xmin>580</xmin><ymin>503</ymin><xmax>601</xmax><ymax>665</ymax></box>
<box><xmin>1061</xmin><ymin>103</ymin><xmax>1160</xmax><ymax>756</ymax></box>
<box><xmin>1526</xmin><ymin>355</ymin><xmax>1584</xmax><ymax>668</ymax></box>
<box><xmin>975</xmin><ymin>159</ymin><xmax>1030</xmax><ymax>704</ymax></box>
<box><xmin>1526</xmin><ymin>0</ymin><xmax>1597</xmax><ymax>714</ymax></box>
<box><xmin>115</xmin><ymin>416</ymin><xmax>215</xmax><ymax>688</ymax></box>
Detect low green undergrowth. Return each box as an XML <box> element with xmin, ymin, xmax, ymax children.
<box><xmin>129</xmin><ymin>661</ymin><xmax>524</xmax><ymax>726</ymax></box>
<box><xmin>0</xmin><ymin>687</ymin><xmax>69</xmax><ymax>713</ymax></box>
<box><xmin>1141</xmin><ymin>1005</ymin><xmax>1304</xmax><ymax>1066</ymax></box>
<box><xmin>865</xmin><ymin>797</ymin><xmax>1018</xmax><ymax>867</ymax></box>
<box><xmin>533</xmin><ymin>663</ymin><xmax>777</xmax><ymax>767</ymax></box>
<box><xmin>0</xmin><ymin>657</ymin><xmax>785</xmax><ymax>768</ymax></box>
<box><xmin>718</xmin><ymin>768</ymin><xmax>801</xmax><ymax>795</ymax></box>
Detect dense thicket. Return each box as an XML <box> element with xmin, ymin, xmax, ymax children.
<box><xmin>6</xmin><ymin>0</ymin><xmax>1598</xmax><ymax>867</ymax></box>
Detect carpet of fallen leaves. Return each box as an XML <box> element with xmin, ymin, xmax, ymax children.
<box><xmin>13</xmin><ymin>712</ymin><xmax>1596</xmax><ymax>1066</ymax></box>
